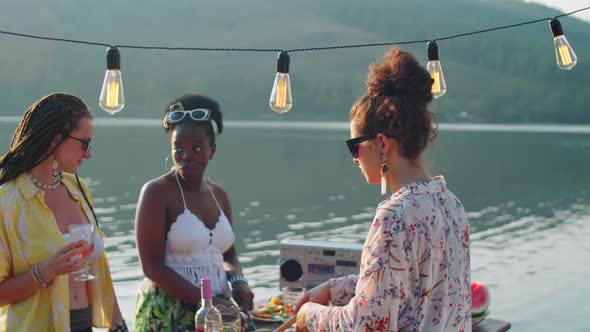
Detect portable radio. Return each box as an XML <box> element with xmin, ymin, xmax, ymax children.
<box><xmin>278</xmin><ymin>238</ymin><xmax>363</xmax><ymax>290</ymax></box>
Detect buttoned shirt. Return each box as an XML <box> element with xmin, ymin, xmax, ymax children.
<box><xmin>0</xmin><ymin>173</ymin><xmax>116</xmax><ymax>331</ymax></box>
<box><xmin>301</xmin><ymin>176</ymin><xmax>472</xmax><ymax>332</ymax></box>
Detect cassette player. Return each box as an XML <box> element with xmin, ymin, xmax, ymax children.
<box><xmin>279</xmin><ymin>238</ymin><xmax>363</xmax><ymax>290</ymax></box>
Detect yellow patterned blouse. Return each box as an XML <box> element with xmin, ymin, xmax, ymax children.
<box><xmin>0</xmin><ymin>173</ymin><xmax>116</xmax><ymax>332</ymax></box>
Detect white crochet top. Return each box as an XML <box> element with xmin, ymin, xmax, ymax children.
<box><xmin>164</xmin><ymin>173</ymin><xmax>235</xmax><ymax>296</ymax></box>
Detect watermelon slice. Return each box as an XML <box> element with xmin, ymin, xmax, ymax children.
<box><xmin>471</xmin><ymin>282</ymin><xmax>490</xmax><ymax>317</ymax></box>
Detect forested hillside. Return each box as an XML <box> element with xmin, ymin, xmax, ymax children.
<box><xmin>0</xmin><ymin>0</ymin><xmax>588</xmax><ymax>123</ymax></box>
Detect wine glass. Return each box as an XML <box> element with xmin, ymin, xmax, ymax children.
<box><xmin>283</xmin><ymin>286</ymin><xmax>305</xmax><ymax>317</ymax></box>
<box><xmin>68</xmin><ymin>224</ymin><xmax>96</xmax><ymax>281</ymax></box>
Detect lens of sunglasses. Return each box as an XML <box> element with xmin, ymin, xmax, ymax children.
<box><xmin>346</xmin><ymin>140</ymin><xmax>359</xmax><ymax>158</ymax></box>
<box><xmin>68</xmin><ymin>136</ymin><xmax>91</xmax><ymax>152</ymax></box>
<box><xmin>168</xmin><ymin>111</ymin><xmax>186</xmax><ymax>122</ymax></box>
<box><xmin>188</xmin><ymin>110</ymin><xmax>209</xmax><ymax>120</ymax></box>
<box><xmin>351</xmin><ymin>144</ymin><xmax>360</xmax><ymax>158</ymax></box>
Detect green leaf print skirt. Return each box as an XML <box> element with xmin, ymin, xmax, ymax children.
<box><xmin>133</xmin><ymin>278</ymin><xmax>200</xmax><ymax>332</ymax></box>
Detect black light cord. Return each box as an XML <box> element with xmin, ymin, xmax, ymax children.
<box><xmin>0</xmin><ymin>6</ymin><xmax>588</xmax><ymax>53</ymax></box>
<box><xmin>0</xmin><ymin>30</ymin><xmax>112</xmax><ymax>48</ymax></box>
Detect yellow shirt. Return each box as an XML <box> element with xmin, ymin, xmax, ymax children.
<box><xmin>0</xmin><ymin>173</ymin><xmax>116</xmax><ymax>332</ymax></box>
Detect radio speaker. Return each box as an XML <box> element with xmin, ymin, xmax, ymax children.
<box><xmin>279</xmin><ymin>238</ymin><xmax>363</xmax><ymax>290</ymax></box>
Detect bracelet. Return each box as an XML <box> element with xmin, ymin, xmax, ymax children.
<box><xmin>229</xmin><ymin>275</ymin><xmax>249</xmax><ymax>287</ymax></box>
<box><xmin>31</xmin><ymin>263</ymin><xmax>51</xmax><ymax>288</ymax></box>
<box><xmin>108</xmin><ymin>319</ymin><xmax>128</xmax><ymax>332</ymax></box>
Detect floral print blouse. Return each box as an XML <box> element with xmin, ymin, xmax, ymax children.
<box><xmin>300</xmin><ymin>176</ymin><xmax>471</xmax><ymax>331</ymax></box>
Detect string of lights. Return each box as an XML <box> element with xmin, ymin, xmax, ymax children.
<box><xmin>0</xmin><ymin>6</ymin><xmax>588</xmax><ymax>114</ymax></box>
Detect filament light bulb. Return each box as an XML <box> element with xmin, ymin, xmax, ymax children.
<box><xmin>549</xmin><ymin>18</ymin><xmax>577</xmax><ymax>70</ymax></box>
<box><xmin>426</xmin><ymin>41</ymin><xmax>447</xmax><ymax>98</ymax></box>
<box><xmin>99</xmin><ymin>47</ymin><xmax>125</xmax><ymax>114</ymax></box>
<box><xmin>269</xmin><ymin>51</ymin><xmax>292</xmax><ymax>113</ymax></box>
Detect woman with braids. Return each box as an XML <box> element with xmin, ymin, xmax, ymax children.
<box><xmin>294</xmin><ymin>49</ymin><xmax>471</xmax><ymax>332</ymax></box>
<box><xmin>0</xmin><ymin>93</ymin><xmax>126</xmax><ymax>332</ymax></box>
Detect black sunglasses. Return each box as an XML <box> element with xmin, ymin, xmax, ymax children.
<box><xmin>346</xmin><ymin>133</ymin><xmax>397</xmax><ymax>158</ymax></box>
<box><xmin>346</xmin><ymin>135</ymin><xmax>374</xmax><ymax>159</ymax></box>
<box><xmin>69</xmin><ymin>135</ymin><xmax>92</xmax><ymax>152</ymax></box>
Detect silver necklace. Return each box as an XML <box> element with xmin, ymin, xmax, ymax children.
<box><xmin>28</xmin><ymin>173</ymin><xmax>61</xmax><ymax>190</ymax></box>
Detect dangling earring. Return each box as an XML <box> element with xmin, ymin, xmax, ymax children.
<box><xmin>51</xmin><ymin>153</ymin><xmax>62</xmax><ymax>183</ymax></box>
<box><xmin>380</xmin><ymin>153</ymin><xmax>388</xmax><ymax>195</ymax></box>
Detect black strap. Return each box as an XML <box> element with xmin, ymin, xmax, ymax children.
<box><xmin>75</xmin><ymin>174</ymin><xmax>100</xmax><ymax>230</ymax></box>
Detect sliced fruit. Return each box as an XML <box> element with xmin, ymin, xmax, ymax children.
<box><xmin>471</xmin><ymin>281</ymin><xmax>490</xmax><ymax>317</ymax></box>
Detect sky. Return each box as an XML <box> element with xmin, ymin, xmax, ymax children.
<box><xmin>526</xmin><ymin>0</ymin><xmax>590</xmax><ymax>22</ymax></box>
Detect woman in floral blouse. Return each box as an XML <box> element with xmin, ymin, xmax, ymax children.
<box><xmin>295</xmin><ymin>48</ymin><xmax>471</xmax><ymax>331</ymax></box>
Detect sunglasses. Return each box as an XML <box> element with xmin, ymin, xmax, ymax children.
<box><xmin>165</xmin><ymin>102</ymin><xmax>211</xmax><ymax>126</ymax></box>
<box><xmin>346</xmin><ymin>135</ymin><xmax>374</xmax><ymax>159</ymax></box>
<box><xmin>69</xmin><ymin>135</ymin><xmax>92</xmax><ymax>152</ymax></box>
<box><xmin>346</xmin><ymin>133</ymin><xmax>397</xmax><ymax>158</ymax></box>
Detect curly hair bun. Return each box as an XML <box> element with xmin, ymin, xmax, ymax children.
<box><xmin>366</xmin><ymin>48</ymin><xmax>433</xmax><ymax>103</ymax></box>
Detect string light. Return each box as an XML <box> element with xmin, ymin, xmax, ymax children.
<box><xmin>99</xmin><ymin>47</ymin><xmax>125</xmax><ymax>114</ymax></box>
<box><xmin>549</xmin><ymin>18</ymin><xmax>577</xmax><ymax>70</ymax></box>
<box><xmin>269</xmin><ymin>51</ymin><xmax>292</xmax><ymax>113</ymax></box>
<box><xmin>0</xmin><ymin>6</ymin><xmax>587</xmax><ymax>112</ymax></box>
<box><xmin>426</xmin><ymin>41</ymin><xmax>447</xmax><ymax>99</ymax></box>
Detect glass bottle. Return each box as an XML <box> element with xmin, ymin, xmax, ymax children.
<box><xmin>195</xmin><ymin>278</ymin><xmax>223</xmax><ymax>332</ymax></box>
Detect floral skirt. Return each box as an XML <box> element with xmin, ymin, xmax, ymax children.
<box><xmin>133</xmin><ymin>279</ymin><xmax>199</xmax><ymax>332</ymax></box>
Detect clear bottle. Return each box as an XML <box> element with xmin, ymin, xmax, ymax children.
<box><xmin>195</xmin><ymin>278</ymin><xmax>223</xmax><ymax>332</ymax></box>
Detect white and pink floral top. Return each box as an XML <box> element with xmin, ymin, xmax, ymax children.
<box><xmin>300</xmin><ymin>176</ymin><xmax>471</xmax><ymax>332</ymax></box>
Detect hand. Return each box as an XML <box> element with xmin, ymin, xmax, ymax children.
<box><xmin>231</xmin><ymin>282</ymin><xmax>254</xmax><ymax>312</ymax></box>
<box><xmin>39</xmin><ymin>240</ymin><xmax>90</xmax><ymax>282</ymax></box>
<box><xmin>294</xmin><ymin>281</ymin><xmax>330</xmax><ymax>314</ymax></box>
<box><xmin>295</xmin><ymin>306</ymin><xmax>310</xmax><ymax>332</ymax></box>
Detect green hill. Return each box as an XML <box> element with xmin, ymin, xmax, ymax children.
<box><xmin>0</xmin><ymin>0</ymin><xmax>588</xmax><ymax>123</ymax></box>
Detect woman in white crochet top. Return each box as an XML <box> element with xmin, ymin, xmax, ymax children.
<box><xmin>133</xmin><ymin>94</ymin><xmax>254</xmax><ymax>332</ymax></box>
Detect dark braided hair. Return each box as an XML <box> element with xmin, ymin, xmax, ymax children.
<box><xmin>0</xmin><ymin>93</ymin><xmax>92</xmax><ymax>185</ymax></box>
<box><xmin>350</xmin><ymin>48</ymin><xmax>437</xmax><ymax>160</ymax></box>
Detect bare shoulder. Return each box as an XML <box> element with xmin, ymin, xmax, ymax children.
<box><xmin>140</xmin><ymin>173</ymin><xmax>176</xmax><ymax>197</ymax></box>
<box><xmin>204</xmin><ymin>179</ymin><xmax>231</xmax><ymax>213</ymax></box>
<box><xmin>205</xmin><ymin>179</ymin><xmax>229</xmax><ymax>200</ymax></box>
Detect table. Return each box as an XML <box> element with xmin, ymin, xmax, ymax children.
<box><xmin>474</xmin><ymin>318</ymin><xmax>511</xmax><ymax>332</ymax></box>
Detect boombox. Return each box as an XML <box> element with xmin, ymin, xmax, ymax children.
<box><xmin>279</xmin><ymin>238</ymin><xmax>363</xmax><ymax>290</ymax></box>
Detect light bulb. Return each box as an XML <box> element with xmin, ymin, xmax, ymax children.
<box><xmin>99</xmin><ymin>47</ymin><xmax>125</xmax><ymax>114</ymax></box>
<box><xmin>549</xmin><ymin>18</ymin><xmax>577</xmax><ymax>70</ymax></box>
<box><xmin>426</xmin><ymin>41</ymin><xmax>447</xmax><ymax>98</ymax></box>
<box><xmin>269</xmin><ymin>51</ymin><xmax>292</xmax><ymax>113</ymax></box>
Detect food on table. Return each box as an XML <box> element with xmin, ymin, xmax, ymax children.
<box><xmin>471</xmin><ymin>281</ymin><xmax>491</xmax><ymax>317</ymax></box>
<box><xmin>251</xmin><ymin>303</ymin><xmax>288</xmax><ymax>320</ymax></box>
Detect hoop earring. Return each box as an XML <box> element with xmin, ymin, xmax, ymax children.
<box><xmin>380</xmin><ymin>153</ymin><xmax>388</xmax><ymax>196</ymax></box>
<box><xmin>164</xmin><ymin>154</ymin><xmax>171</xmax><ymax>172</ymax></box>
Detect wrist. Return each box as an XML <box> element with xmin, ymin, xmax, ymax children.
<box><xmin>38</xmin><ymin>261</ymin><xmax>56</xmax><ymax>283</ymax></box>
<box><xmin>31</xmin><ymin>263</ymin><xmax>52</xmax><ymax>288</ymax></box>
<box><xmin>228</xmin><ymin>275</ymin><xmax>249</xmax><ymax>288</ymax></box>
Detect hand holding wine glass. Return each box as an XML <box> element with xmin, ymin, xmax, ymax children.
<box><xmin>68</xmin><ymin>224</ymin><xmax>97</xmax><ymax>281</ymax></box>
<box><xmin>36</xmin><ymin>240</ymin><xmax>89</xmax><ymax>284</ymax></box>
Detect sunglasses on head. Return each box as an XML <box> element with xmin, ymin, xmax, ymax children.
<box><xmin>69</xmin><ymin>135</ymin><xmax>92</xmax><ymax>152</ymax></box>
<box><xmin>346</xmin><ymin>132</ymin><xmax>397</xmax><ymax>159</ymax></box>
<box><xmin>165</xmin><ymin>102</ymin><xmax>212</xmax><ymax>125</ymax></box>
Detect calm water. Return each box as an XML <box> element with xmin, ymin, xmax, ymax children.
<box><xmin>1</xmin><ymin>119</ymin><xmax>589</xmax><ymax>331</ymax></box>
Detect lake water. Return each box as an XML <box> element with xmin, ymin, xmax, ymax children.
<box><xmin>1</xmin><ymin>119</ymin><xmax>589</xmax><ymax>331</ymax></box>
